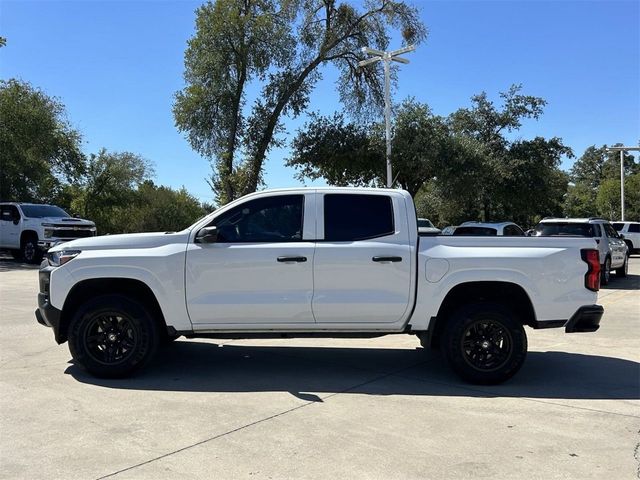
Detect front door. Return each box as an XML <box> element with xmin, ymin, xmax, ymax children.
<box><xmin>0</xmin><ymin>205</ymin><xmax>21</xmax><ymax>248</ymax></box>
<box><xmin>185</xmin><ymin>193</ymin><xmax>316</xmax><ymax>325</ymax></box>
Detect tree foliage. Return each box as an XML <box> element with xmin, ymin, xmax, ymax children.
<box><xmin>290</xmin><ymin>87</ymin><xmax>571</xmax><ymax>226</ymax></box>
<box><xmin>174</xmin><ymin>0</ymin><xmax>426</xmax><ymax>204</ymax></box>
<box><xmin>0</xmin><ymin>79</ymin><xmax>84</xmax><ymax>202</ymax></box>
<box><xmin>564</xmin><ymin>144</ymin><xmax>639</xmax><ymax>219</ymax></box>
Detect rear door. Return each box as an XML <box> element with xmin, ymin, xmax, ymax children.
<box><xmin>0</xmin><ymin>205</ymin><xmax>21</xmax><ymax>248</ymax></box>
<box><xmin>312</xmin><ymin>192</ymin><xmax>414</xmax><ymax>324</ymax></box>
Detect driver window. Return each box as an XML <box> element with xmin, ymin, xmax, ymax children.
<box><xmin>212</xmin><ymin>195</ymin><xmax>304</xmax><ymax>243</ymax></box>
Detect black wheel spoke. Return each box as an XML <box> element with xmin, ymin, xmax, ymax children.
<box><xmin>461</xmin><ymin>318</ymin><xmax>513</xmax><ymax>371</ymax></box>
<box><xmin>84</xmin><ymin>313</ymin><xmax>138</xmax><ymax>365</ymax></box>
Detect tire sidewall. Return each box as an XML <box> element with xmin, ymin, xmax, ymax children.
<box><xmin>443</xmin><ymin>302</ymin><xmax>528</xmax><ymax>385</ymax></box>
<box><xmin>68</xmin><ymin>294</ymin><xmax>159</xmax><ymax>378</ymax></box>
<box><xmin>601</xmin><ymin>258</ymin><xmax>611</xmax><ymax>285</ymax></box>
<box><xmin>21</xmin><ymin>236</ymin><xmax>42</xmax><ymax>264</ymax></box>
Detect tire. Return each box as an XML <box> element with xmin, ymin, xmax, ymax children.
<box><xmin>442</xmin><ymin>302</ymin><xmax>528</xmax><ymax>385</ymax></box>
<box><xmin>68</xmin><ymin>294</ymin><xmax>159</xmax><ymax>378</ymax></box>
<box><xmin>21</xmin><ymin>235</ymin><xmax>42</xmax><ymax>264</ymax></box>
<box><xmin>601</xmin><ymin>257</ymin><xmax>611</xmax><ymax>285</ymax></box>
<box><xmin>615</xmin><ymin>256</ymin><xmax>628</xmax><ymax>278</ymax></box>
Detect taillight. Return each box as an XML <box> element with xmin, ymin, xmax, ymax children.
<box><xmin>581</xmin><ymin>249</ymin><xmax>600</xmax><ymax>292</ymax></box>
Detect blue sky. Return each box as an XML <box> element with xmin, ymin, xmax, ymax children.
<box><xmin>2</xmin><ymin>0</ymin><xmax>639</xmax><ymax>203</ymax></box>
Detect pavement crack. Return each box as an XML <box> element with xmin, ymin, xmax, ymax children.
<box><xmin>96</xmin><ymin>361</ymin><xmax>426</xmax><ymax>479</ymax></box>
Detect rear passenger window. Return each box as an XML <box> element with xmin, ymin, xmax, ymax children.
<box><xmin>324</xmin><ymin>194</ymin><xmax>394</xmax><ymax>241</ymax></box>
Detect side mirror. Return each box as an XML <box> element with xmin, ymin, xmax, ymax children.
<box><xmin>619</xmin><ymin>233</ymin><xmax>625</xmax><ymax>239</ymax></box>
<box><xmin>195</xmin><ymin>226</ymin><xmax>218</xmax><ymax>244</ymax></box>
<box><xmin>12</xmin><ymin>215</ymin><xmax>20</xmax><ymax>225</ymax></box>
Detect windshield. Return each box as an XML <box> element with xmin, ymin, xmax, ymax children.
<box><xmin>535</xmin><ymin>222</ymin><xmax>594</xmax><ymax>237</ymax></box>
<box><xmin>417</xmin><ymin>219</ymin><xmax>435</xmax><ymax>228</ymax></box>
<box><xmin>20</xmin><ymin>205</ymin><xmax>70</xmax><ymax>218</ymax></box>
<box><xmin>453</xmin><ymin>226</ymin><xmax>497</xmax><ymax>236</ymax></box>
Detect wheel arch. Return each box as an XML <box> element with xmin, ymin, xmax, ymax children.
<box><xmin>58</xmin><ymin>278</ymin><xmax>168</xmax><ymax>343</ymax></box>
<box><xmin>426</xmin><ymin>281</ymin><xmax>536</xmax><ymax>349</ymax></box>
<box><xmin>20</xmin><ymin>229</ymin><xmax>39</xmax><ymax>243</ymax></box>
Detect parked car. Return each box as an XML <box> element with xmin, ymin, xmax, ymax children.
<box><xmin>534</xmin><ymin>217</ymin><xmax>628</xmax><ymax>285</ymax></box>
<box><xmin>417</xmin><ymin>218</ymin><xmax>441</xmax><ymax>235</ymax></box>
<box><xmin>37</xmin><ymin>187</ymin><xmax>603</xmax><ymax>384</ymax></box>
<box><xmin>0</xmin><ymin>203</ymin><xmax>96</xmax><ymax>263</ymax></box>
<box><xmin>453</xmin><ymin>221</ymin><xmax>526</xmax><ymax>236</ymax></box>
<box><xmin>612</xmin><ymin>221</ymin><xmax>640</xmax><ymax>254</ymax></box>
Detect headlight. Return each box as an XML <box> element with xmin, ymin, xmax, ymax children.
<box><xmin>47</xmin><ymin>250</ymin><xmax>81</xmax><ymax>267</ymax></box>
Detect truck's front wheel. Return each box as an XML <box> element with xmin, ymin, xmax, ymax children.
<box><xmin>442</xmin><ymin>303</ymin><xmax>527</xmax><ymax>385</ymax></box>
<box><xmin>21</xmin><ymin>235</ymin><xmax>42</xmax><ymax>264</ymax></box>
<box><xmin>68</xmin><ymin>295</ymin><xmax>159</xmax><ymax>378</ymax></box>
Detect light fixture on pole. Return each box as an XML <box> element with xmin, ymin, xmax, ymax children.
<box><xmin>358</xmin><ymin>44</ymin><xmax>416</xmax><ymax>188</ymax></box>
<box><xmin>605</xmin><ymin>146</ymin><xmax>639</xmax><ymax>221</ymax></box>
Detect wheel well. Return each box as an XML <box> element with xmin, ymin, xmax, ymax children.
<box><xmin>428</xmin><ymin>281</ymin><xmax>536</xmax><ymax>348</ymax></box>
<box><xmin>20</xmin><ymin>230</ymin><xmax>38</xmax><ymax>244</ymax></box>
<box><xmin>59</xmin><ymin>278</ymin><xmax>168</xmax><ymax>343</ymax></box>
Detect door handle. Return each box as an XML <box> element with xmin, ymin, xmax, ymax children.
<box><xmin>372</xmin><ymin>256</ymin><xmax>403</xmax><ymax>263</ymax></box>
<box><xmin>277</xmin><ymin>256</ymin><xmax>307</xmax><ymax>263</ymax></box>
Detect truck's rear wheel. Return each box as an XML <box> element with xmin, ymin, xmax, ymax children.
<box><xmin>21</xmin><ymin>235</ymin><xmax>42</xmax><ymax>264</ymax></box>
<box><xmin>442</xmin><ymin>303</ymin><xmax>527</xmax><ymax>385</ymax></box>
<box><xmin>68</xmin><ymin>295</ymin><xmax>159</xmax><ymax>378</ymax></box>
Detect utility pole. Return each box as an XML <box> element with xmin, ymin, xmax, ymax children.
<box><xmin>358</xmin><ymin>45</ymin><xmax>416</xmax><ymax>188</ymax></box>
<box><xmin>606</xmin><ymin>146</ymin><xmax>640</xmax><ymax>221</ymax></box>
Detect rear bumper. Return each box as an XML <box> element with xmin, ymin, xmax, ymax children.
<box><xmin>533</xmin><ymin>305</ymin><xmax>603</xmax><ymax>333</ymax></box>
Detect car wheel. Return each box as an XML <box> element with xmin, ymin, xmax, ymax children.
<box><xmin>21</xmin><ymin>235</ymin><xmax>43</xmax><ymax>264</ymax></box>
<box><xmin>68</xmin><ymin>294</ymin><xmax>159</xmax><ymax>378</ymax></box>
<box><xmin>615</xmin><ymin>256</ymin><xmax>628</xmax><ymax>277</ymax></box>
<box><xmin>601</xmin><ymin>257</ymin><xmax>611</xmax><ymax>285</ymax></box>
<box><xmin>442</xmin><ymin>302</ymin><xmax>527</xmax><ymax>385</ymax></box>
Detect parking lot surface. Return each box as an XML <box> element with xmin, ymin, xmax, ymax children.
<box><xmin>1</xmin><ymin>256</ymin><xmax>639</xmax><ymax>479</ymax></box>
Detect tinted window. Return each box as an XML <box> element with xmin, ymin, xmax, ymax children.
<box><xmin>212</xmin><ymin>195</ymin><xmax>303</xmax><ymax>243</ymax></box>
<box><xmin>453</xmin><ymin>226</ymin><xmax>497</xmax><ymax>236</ymax></box>
<box><xmin>324</xmin><ymin>194</ymin><xmax>394</xmax><ymax>241</ymax></box>
<box><xmin>417</xmin><ymin>219</ymin><xmax>434</xmax><ymax>228</ymax></box>
<box><xmin>629</xmin><ymin>223</ymin><xmax>640</xmax><ymax>233</ymax></box>
<box><xmin>604</xmin><ymin>223</ymin><xmax>619</xmax><ymax>238</ymax></box>
<box><xmin>612</xmin><ymin>223</ymin><xmax>624</xmax><ymax>231</ymax></box>
<box><xmin>535</xmin><ymin>222</ymin><xmax>594</xmax><ymax>237</ymax></box>
<box><xmin>504</xmin><ymin>225</ymin><xmax>525</xmax><ymax>236</ymax></box>
<box><xmin>0</xmin><ymin>206</ymin><xmax>19</xmax><ymax>222</ymax></box>
<box><xmin>19</xmin><ymin>205</ymin><xmax>69</xmax><ymax>218</ymax></box>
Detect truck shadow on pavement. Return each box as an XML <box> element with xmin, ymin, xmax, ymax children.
<box><xmin>601</xmin><ymin>273</ymin><xmax>640</xmax><ymax>291</ymax></box>
<box><xmin>0</xmin><ymin>258</ymin><xmax>40</xmax><ymax>272</ymax></box>
<box><xmin>66</xmin><ymin>343</ymin><xmax>640</xmax><ymax>401</ymax></box>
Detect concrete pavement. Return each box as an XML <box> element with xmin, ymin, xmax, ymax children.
<box><xmin>1</xmin><ymin>256</ymin><xmax>638</xmax><ymax>479</ymax></box>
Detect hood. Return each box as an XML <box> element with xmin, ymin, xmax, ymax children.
<box><xmin>49</xmin><ymin>231</ymin><xmax>190</xmax><ymax>251</ymax></box>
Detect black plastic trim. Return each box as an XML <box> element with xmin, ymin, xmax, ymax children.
<box><xmin>565</xmin><ymin>305</ymin><xmax>603</xmax><ymax>333</ymax></box>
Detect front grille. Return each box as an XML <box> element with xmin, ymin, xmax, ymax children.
<box><xmin>54</xmin><ymin>229</ymin><xmax>95</xmax><ymax>238</ymax></box>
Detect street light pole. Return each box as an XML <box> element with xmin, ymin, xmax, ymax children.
<box><xmin>606</xmin><ymin>146</ymin><xmax>640</xmax><ymax>221</ymax></box>
<box><xmin>359</xmin><ymin>45</ymin><xmax>416</xmax><ymax>188</ymax></box>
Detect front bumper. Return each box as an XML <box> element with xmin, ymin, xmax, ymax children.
<box><xmin>533</xmin><ymin>305</ymin><xmax>603</xmax><ymax>333</ymax></box>
<box><xmin>35</xmin><ymin>266</ymin><xmax>65</xmax><ymax>344</ymax></box>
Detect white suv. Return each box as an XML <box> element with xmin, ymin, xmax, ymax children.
<box><xmin>535</xmin><ymin>217</ymin><xmax>628</xmax><ymax>284</ymax></box>
<box><xmin>612</xmin><ymin>221</ymin><xmax>639</xmax><ymax>254</ymax></box>
<box><xmin>0</xmin><ymin>203</ymin><xmax>96</xmax><ymax>263</ymax></box>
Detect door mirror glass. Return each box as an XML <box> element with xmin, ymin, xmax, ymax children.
<box><xmin>195</xmin><ymin>226</ymin><xmax>218</xmax><ymax>244</ymax></box>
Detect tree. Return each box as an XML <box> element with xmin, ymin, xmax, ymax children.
<box><xmin>70</xmin><ymin>149</ymin><xmax>153</xmax><ymax>234</ymax></box>
<box><xmin>596</xmin><ymin>173</ymin><xmax>640</xmax><ymax>220</ymax></box>
<box><xmin>448</xmin><ymin>84</ymin><xmax>556</xmax><ymax>222</ymax></box>
<box><xmin>565</xmin><ymin>144</ymin><xmax>639</xmax><ymax>216</ymax></box>
<box><xmin>288</xmin><ymin>99</ymin><xmax>456</xmax><ymax>197</ymax></box>
<box><xmin>127</xmin><ymin>181</ymin><xmax>206</xmax><ymax>233</ymax></box>
<box><xmin>0</xmin><ymin>79</ymin><xmax>84</xmax><ymax>202</ymax></box>
<box><xmin>174</xmin><ymin>0</ymin><xmax>426</xmax><ymax>204</ymax></box>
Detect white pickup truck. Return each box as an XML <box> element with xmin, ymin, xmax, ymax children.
<box><xmin>36</xmin><ymin>188</ymin><xmax>604</xmax><ymax>384</ymax></box>
<box><xmin>0</xmin><ymin>203</ymin><xmax>96</xmax><ymax>263</ymax></box>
